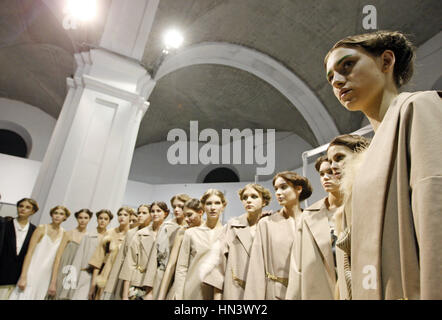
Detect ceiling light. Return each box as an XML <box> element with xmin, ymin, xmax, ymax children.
<box><xmin>65</xmin><ymin>0</ymin><xmax>97</xmax><ymax>22</ymax></box>
<box><xmin>163</xmin><ymin>29</ymin><xmax>184</xmax><ymax>50</ymax></box>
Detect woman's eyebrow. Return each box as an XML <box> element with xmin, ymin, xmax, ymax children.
<box><xmin>327</xmin><ymin>54</ymin><xmax>353</xmax><ymax>78</ymax></box>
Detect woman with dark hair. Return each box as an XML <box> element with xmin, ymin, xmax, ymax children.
<box><xmin>174</xmin><ymin>189</ymin><xmax>226</xmax><ymax>300</ymax></box>
<box><xmin>204</xmin><ymin>183</ymin><xmax>272</xmax><ymax>300</ymax></box>
<box><xmin>88</xmin><ymin>206</ymin><xmax>132</xmax><ymax>300</ymax></box>
<box><xmin>48</xmin><ymin>208</ymin><xmax>93</xmax><ymax>299</ymax></box>
<box><xmin>104</xmin><ymin>204</ymin><xmax>151</xmax><ymax>300</ymax></box>
<box><xmin>244</xmin><ymin>172</ymin><xmax>312</xmax><ymax>300</ymax></box>
<box><xmin>157</xmin><ymin>198</ymin><xmax>205</xmax><ymax>300</ymax></box>
<box><xmin>70</xmin><ymin>209</ymin><xmax>112</xmax><ymax>300</ymax></box>
<box><xmin>10</xmin><ymin>205</ymin><xmax>70</xmax><ymax>300</ymax></box>
<box><xmin>325</xmin><ymin>30</ymin><xmax>442</xmax><ymax>299</ymax></box>
<box><xmin>120</xmin><ymin>201</ymin><xmax>168</xmax><ymax>300</ymax></box>
<box><xmin>326</xmin><ymin>134</ymin><xmax>370</xmax><ymax>300</ymax></box>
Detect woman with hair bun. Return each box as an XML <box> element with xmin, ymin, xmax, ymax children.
<box><xmin>244</xmin><ymin>172</ymin><xmax>312</xmax><ymax>300</ymax></box>
<box><xmin>48</xmin><ymin>208</ymin><xmax>93</xmax><ymax>299</ymax></box>
<box><xmin>10</xmin><ymin>205</ymin><xmax>70</xmax><ymax>300</ymax></box>
<box><xmin>325</xmin><ymin>30</ymin><xmax>442</xmax><ymax>299</ymax></box>
<box><xmin>174</xmin><ymin>189</ymin><xmax>226</xmax><ymax>300</ymax></box>
<box><xmin>204</xmin><ymin>183</ymin><xmax>272</xmax><ymax>300</ymax></box>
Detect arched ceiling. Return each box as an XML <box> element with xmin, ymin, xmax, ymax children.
<box><xmin>0</xmin><ymin>0</ymin><xmax>441</xmax><ymax>149</ymax></box>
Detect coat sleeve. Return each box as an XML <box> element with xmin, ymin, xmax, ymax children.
<box><xmin>173</xmin><ymin>231</ymin><xmax>191</xmax><ymax>300</ymax></box>
<box><xmin>243</xmin><ymin>220</ymin><xmax>267</xmax><ymax>299</ymax></box>
<box><xmin>407</xmin><ymin>92</ymin><xmax>442</xmax><ymax>299</ymax></box>
<box><xmin>119</xmin><ymin>235</ymin><xmax>138</xmax><ymax>282</ymax></box>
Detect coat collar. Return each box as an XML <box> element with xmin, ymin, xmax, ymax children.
<box><xmin>231</xmin><ymin>214</ymin><xmax>253</xmax><ymax>255</ymax></box>
<box><xmin>303</xmin><ymin>198</ymin><xmax>335</xmax><ymax>280</ymax></box>
<box><xmin>138</xmin><ymin>226</ymin><xmax>155</xmax><ymax>254</ymax></box>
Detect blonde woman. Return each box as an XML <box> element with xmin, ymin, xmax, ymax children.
<box><xmin>48</xmin><ymin>208</ymin><xmax>92</xmax><ymax>299</ymax></box>
<box><xmin>10</xmin><ymin>205</ymin><xmax>70</xmax><ymax>300</ymax></box>
<box><xmin>174</xmin><ymin>189</ymin><xmax>225</xmax><ymax>300</ymax></box>
<box><xmin>204</xmin><ymin>183</ymin><xmax>272</xmax><ymax>299</ymax></box>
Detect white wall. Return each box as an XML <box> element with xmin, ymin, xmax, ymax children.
<box><xmin>0</xmin><ymin>152</ymin><xmax>326</xmax><ymax>230</ymax></box>
<box><xmin>0</xmin><ymin>98</ymin><xmax>56</xmax><ymax>161</ymax></box>
<box><xmin>129</xmin><ymin>131</ymin><xmax>313</xmax><ymax>184</ymax></box>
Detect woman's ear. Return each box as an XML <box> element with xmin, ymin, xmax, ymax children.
<box><xmin>381</xmin><ymin>50</ymin><xmax>395</xmax><ymax>73</ymax></box>
<box><xmin>295</xmin><ymin>185</ymin><xmax>303</xmax><ymax>196</ymax></box>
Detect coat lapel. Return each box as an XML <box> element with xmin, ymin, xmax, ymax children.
<box><xmin>231</xmin><ymin>214</ymin><xmax>253</xmax><ymax>255</ymax></box>
<box><xmin>140</xmin><ymin>228</ymin><xmax>155</xmax><ymax>256</ymax></box>
<box><xmin>304</xmin><ymin>203</ymin><xmax>335</xmax><ymax>280</ymax></box>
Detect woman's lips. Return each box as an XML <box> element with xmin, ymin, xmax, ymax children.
<box><xmin>340</xmin><ymin>88</ymin><xmax>352</xmax><ymax>100</ymax></box>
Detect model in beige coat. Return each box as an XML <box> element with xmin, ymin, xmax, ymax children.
<box><xmin>88</xmin><ymin>207</ymin><xmax>131</xmax><ymax>300</ymax></box>
<box><xmin>174</xmin><ymin>189</ymin><xmax>226</xmax><ymax>300</ymax></box>
<box><xmin>244</xmin><ymin>172</ymin><xmax>312</xmax><ymax>300</ymax></box>
<box><xmin>351</xmin><ymin>91</ymin><xmax>442</xmax><ymax>299</ymax></box>
<box><xmin>204</xmin><ymin>184</ymin><xmax>272</xmax><ymax>300</ymax></box>
<box><xmin>325</xmin><ymin>32</ymin><xmax>441</xmax><ymax>299</ymax></box>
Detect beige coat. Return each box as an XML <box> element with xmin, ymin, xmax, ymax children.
<box><xmin>243</xmin><ymin>211</ymin><xmax>296</xmax><ymax>300</ymax></box>
<box><xmin>203</xmin><ymin>213</ymin><xmax>255</xmax><ymax>300</ymax></box>
<box><xmin>146</xmin><ymin>219</ymin><xmax>183</xmax><ymax>298</ymax></box>
<box><xmin>285</xmin><ymin>198</ymin><xmax>337</xmax><ymax>300</ymax></box>
<box><xmin>352</xmin><ymin>91</ymin><xmax>442</xmax><ymax>299</ymax></box>
<box><xmin>119</xmin><ymin>226</ymin><xmax>157</xmax><ymax>288</ymax></box>
<box><xmin>102</xmin><ymin>226</ymin><xmax>139</xmax><ymax>299</ymax></box>
<box><xmin>174</xmin><ymin>223</ymin><xmax>224</xmax><ymax>300</ymax></box>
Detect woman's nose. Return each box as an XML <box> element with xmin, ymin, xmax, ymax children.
<box><xmin>332</xmin><ymin>73</ymin><xmax>345</xmax><ymax>88</ymax></box>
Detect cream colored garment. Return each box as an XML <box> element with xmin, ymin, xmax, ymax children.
<box><xmin>243</xmin><ymin>211</ymin><xmax>296</xmax><ymax>300</ymax></box>
<box><xmin>203</xmin><ymin>213</ymin><xmax>255</xmax><ymax>300</ymax></box>
<box><xmin>174</xmin><ymin>223</ymin><xmax>224</xmax><ymax>300</ymax></box>
<box><xmin>352</xmin><ymin>91</ymin><xmax>442</xmax><ymax>299</ymax></box>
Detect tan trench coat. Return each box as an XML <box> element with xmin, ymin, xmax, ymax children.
<box><xmin>352</xmin><ymin>91</ymin><xmax>442</xmax><ymax>299</ymax></box>
<box><xmin>243</xmin><ymin>210</ymin><xmax>296</xmax><ymax>300</ymax></box>
<box><xmin>174</xmin><ymin>223</ymin><xmax>223</xmax><ymax>300</ymax></box>
<box><xmin>119</xmin><ymin>226</ymin><xmax>157</xmax><ymax>288</ymax></box>
<box><xmin>285</xmin><ymin>198</ymin><xmax>337</xmax><ymax>299</ymax></box>
<box><xmin>203</xmin><ymin>213</ymin><xmax>255</xmax><ymax>300</ymax></box>
<box><xmin>102</xmin><ymin>226</ymin><xmax>139</xmax><ymax>299</ymax></box>
<box><xmin>146</xmin><ymin>219</ymin><xmax>183</xmax><ymax>298</ymax></box>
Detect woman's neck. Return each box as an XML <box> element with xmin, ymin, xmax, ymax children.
<box><xmin>16</xmin><ymin>216</ymin><xmax>29</xmax><ymax>226</ymax></box>
<box><xmin>76</xmin><ymin>225</ymin><xmax>87</xmax><ymax>233</ymax></box>
<box><xmin>366</xmin><ymin>87</ymin><xmax>399</xmax><ymax>131</ymax></box>
<box><xmin>176</xmin><ymin>216</ymin><xmax>185</xmax><ymax>226</ymax></box>
<box><xmin>152</xmin><ymin>220</ymin><xmax>163</xmax><ymax>232</ymax></box>
<box><xmin>247</xmin><ymin>209</ymin><xmax>261</xmax><ymax>226</ymax></box>
<box><xmin>118</xmin><ymin>224</ymin><xmax>129</xmax><ymax>233</ymax></box>
<box><xmin>327</xmin><ymin>191</ymin><xmax>343</xmax><ymax>210</ymax></box>
<box><xmin>50</xmin><ymin>222</ymin><xmax>61</xmax><ymax>229</ymax></box>
<box><xmin>206</xmin><ymin>216</ymin><xmax>220</xmax><ymax>229</ymax></box>
<box><xmin>283</xmin><ymin>204</ymin><xmax>302</xmax><ymax>220</ymax></box>
<box><xmin>96</xmin><ymin>226</ymin><xmax>106</xmax><ymax>234</ymax></box>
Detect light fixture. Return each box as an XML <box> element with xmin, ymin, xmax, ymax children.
<box><xmin>65</xmin><ymin>0</ymin><xmax>97</xmax><ymax>23</ymax></box>
<box><xmin>163</xmin><ymin>29</ymin><xmax>184</xmax><ymax>51</ymax></box>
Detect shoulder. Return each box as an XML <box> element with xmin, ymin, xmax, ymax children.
<box><xmin>304</xmin><ymin>198</ymin><xmax>326</xmax><ymax>212</ymax></box>
<box><xmin>397</xmin><ymin>91</ymin><xmax>441</xmax><ymax>114</ymax></box>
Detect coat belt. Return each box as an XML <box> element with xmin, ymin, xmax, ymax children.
<box><xmin>266</xmin><ymin>271</ymin><xmax>288</xmax><ymax>287</ymax></box>
<box><xmin>231</xmin><ymin>268</ymin><xmax>246</xmax><ymax>289</ymax></box>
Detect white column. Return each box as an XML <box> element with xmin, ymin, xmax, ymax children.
<box><xmin>31</xmin><ymin>49</ymin><xmax>155</xmax><ymax>230</ymax></box>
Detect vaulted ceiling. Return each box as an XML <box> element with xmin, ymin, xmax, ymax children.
<box><xmin>1</xmin><ymin>0</ymin><xmax>441</xmax><ymax>149</ymax></box>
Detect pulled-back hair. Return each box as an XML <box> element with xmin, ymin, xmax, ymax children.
<box><xmin>50</xmin><ymin>205</ymin><xmax>71</xmax><ymax>219</ymax></box>
<box><xmin>75</xmin><ymin>208</ymin><xmax>93</xmax><ymax>218</ymax></box>
<box><xmin>184</xmin><ymin>198</ymin><xmax>203</xmax><ymax>212</ymax></box>
<box><xmin>170</xmin><ymin>194</ymin><xmax>191</xmax><ymax>207</ymax></box>
<box><xmin>96</xmin><ymin>209</ymin><xmax>113</xmax><ymax>220</ymax></box>
<box><xmin>117</xmin><ymin>206</ymin><xmax>136</xmax><ymax>216</ymax></box>
<box><xmin>324</xmin><ymin>30</ymin><xmax>415</xmax><ymax>88</ymax></box>
<box><xmin>17</xmin><ymin>198</ymin><xmax>39</xmax><ymax>213</ymax></box>
<box><xmin>238</xmin><ymin>184</ymin><xmax>272</xmax><ymax>207</ymax></box>
<box><xmin>200</xmin><ymin>189</ymin><xmax>227</xmax><ymax>206</ymax></box>
<box><xmin>151</xmin><ymin>201</ymin><xmax>170</xmax><ymax>216</ymax></box>
<box><xmin>328</xmin><ymin>134</ymin><xmax>371</xmax><ymax>154</ymax></box>
<box><xmin>314</xmin><ymin>155</ymin><xmax>329</xmax><ymax>172</ymax></box>
<box><xmin>272</xmin><ymin>171</ymin><xmax>312</xmax><ymax>201</ymax></box>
